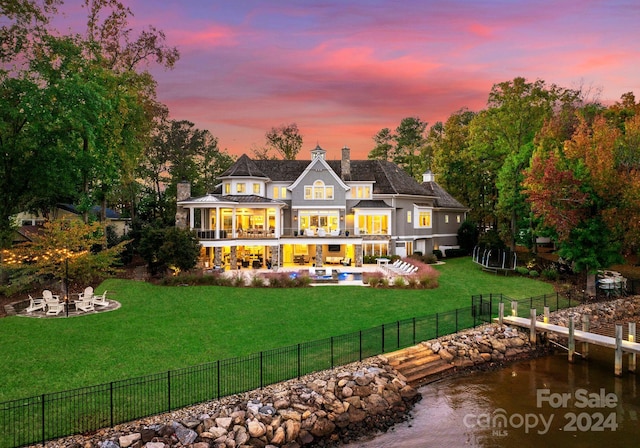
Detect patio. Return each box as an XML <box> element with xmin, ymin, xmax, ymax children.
<box><xmin>12</xmin><ymin>295</ymin><xmax>120</xmax><ymax>318</ymax></box>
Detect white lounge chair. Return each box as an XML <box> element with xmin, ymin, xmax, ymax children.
<box><xmin>43</xmin><ymin>290</ymin><xmax>64</xmax><ymax>316</ymax></box>
<box><xmin>25</xmin><ymin>295</ymin><xmax>45</xmax><ymax>313</ymax></box>
<box><xmin>74</xmin><ymin>297</ymin><xmax>94</xmax><ymax>312</ymax></box>
<box><xmin>77</xmin><ymin>286</ymin><xmax>94</xmax><ymax>301</ymax></box>
<box><xmin>91</xmin><ymin>291</ymin><xmax>109</xmax><ymax>308</ymax></box>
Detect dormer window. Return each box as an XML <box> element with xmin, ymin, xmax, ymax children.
<box><xmin>304</xmin><ymin>180</ymin><xmax>333</xmax><ymax>200</ymax></box>
<box><xmin>224</xmin><ymin>183</ymin><xmax>230</xmax><ymax>194</ymax></box>
<box><xmin>236</xmin><ymin>183</ymin><xmax>246</xmax><ymax>193</ymax></box>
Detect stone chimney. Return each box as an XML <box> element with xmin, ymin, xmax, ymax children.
<box><xmin>422</xmin><ymin>170</ymin><xmax>434</xmax><ymax>183</ymax></box>
<box><xmin>341</xmin><ymin>146</ymin><xmax>351</xmax><ymax>181</ymax></box>
<box><xmin>175</xmin><ymin>180</ymin><xmax>191</xmax><ymax>228</ymax></box>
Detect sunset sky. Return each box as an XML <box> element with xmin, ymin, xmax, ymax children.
<box><xmin>58</xmin><ymin>0</ymin><xmax>640</xmax><ymax>159</ymax></box>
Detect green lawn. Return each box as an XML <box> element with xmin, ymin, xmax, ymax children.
<box><xmin>0</xmin><ymin>257</ymin><xmax>554</xmax><ymax>402</ymax></box>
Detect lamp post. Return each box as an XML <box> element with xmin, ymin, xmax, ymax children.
<box><xmin>65</xmin><ymin>254</ymin><xmax>69</xmax><ymax>317</ymax></box>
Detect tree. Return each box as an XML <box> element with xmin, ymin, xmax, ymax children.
<box><xmin>368</xmin><ymin>128</ymin><xmax>393</xmax><ymax>161</ymax></box>
<box><xmin>393</xmin><ymin>116</ymin><xmax>428</xmax><ymax>180</ymax></box>
<box><xmin>138</xmin><ymin>226</ymin><xmax>200</xmax><ymax>274</ymax></box>
<box><xmin>265</xmin><ymin>123</ymin><xmax>303</xmax><ymax>160</ymax></box>
<box><xmin>1</xmin><ymin>219</ymin><xmax>129</xmax><ymax>293</ymax></box>
<box><xmin>138</xmin><ymin>119</ymin><xmax>234</xmax><ymax>224</ymax></box>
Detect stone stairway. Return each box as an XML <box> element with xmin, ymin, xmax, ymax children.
<box><xmin>382</xmin><ymin>344</ymin><xmax>455</xmax><ymax>386</ymax></box>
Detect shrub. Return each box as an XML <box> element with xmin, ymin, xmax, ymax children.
<box><xmin>542</xmin><ymin>269</ymin><xmax>559</xmax><ymax>281</ymax></box>
<box><xmin>515</xmin><ymin>266</ymin><xmax>529</xmax><ymax>276</ymax></box>
<box><xmin>363</xmin><ymin>271</ymin><xmax>385</xmax><ymax>287</ymax></box>
<box><xmin>393</xmin><ymin>276</ymin><xmax>407</xmax><ymax>288</ymax></box>
<box><xmin>229</xmin><ymin>272</ymin><xmax>246</xmax><ymax>287</ymax></box>
<box><xmin>423</xmin><ymin>254</ymin><xmax>438</xmax><ymax>264</ymax></box>
<box><xmin>529</xmin><ymin>270</ymin><xmax>539</xmax><ymax>277</ymax></box>
<box><xmin>405</xmin><ymin>276</ymin><xmax>419</xmax><ymax>289</ymax></box>
<box><xmin>444</xmin><ymin>248</ymin><xmax>467</xmax><ymax>258</ymax></box>
<box><xmin>433</xmin><ymin>249</ymin><xmax>443</xmax><ymax>259</ymax></box>
<box><xmin>250</xmin><ymin>275</ymin><xmax>265</xmax><ymax>287</ymax></box>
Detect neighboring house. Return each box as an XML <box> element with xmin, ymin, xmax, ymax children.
<box><xmin>176</xmin><ymin>145</ymin><xmax>468</xmax><ymax>268</ymax></box>
<box><xmin>15</xmin><ymin>204</ymin><xmax>131</xmax><ymax>239</ymax></box>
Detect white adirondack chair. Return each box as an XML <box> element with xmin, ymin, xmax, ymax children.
<box><xmin>91</xmin><ymin>291</ymin><xmax>109</xmax><ymax>308</ymax></box>
<box><xmin>25</xmin><ymin>295</ymin><xmax>45</xmax><ymax>313</ymax></box>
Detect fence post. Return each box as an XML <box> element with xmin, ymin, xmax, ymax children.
<box><xmin>42</xmin><ymin>393</ymin><xmax>45</xmax><ymax>448</ymax></box>
<box><xmin>412</xmin><ymin>317</ymin><xmax>416</xmax><ymax>345</ymax></box>
<box><xmin>216</xmin><ymin>360</ymin><xmax>221</xmax><ymax>399</ymax></box>
<box><xmin>529</xmin><ymin>308</ymin><xmax>537</xmax><ymax>344</ymax></box>
<box><xmin>330</xmin><ymin>337</ymin><xmax>334</xmax><ymax>369</ymax></box>
<box><xmin>167</xmin><ymin>371</ymin><xmax>171</xmax><ymax>412</ymax></box>
<box><xmin>297</xmin><ymin>344</ymin><xmax>301</xmax><ymax>379</ymax></box>
<box><xmin>498</xmin><ymin>302</ymin><xmax>504</xmax><ymax>326</ymax></box>
<box><xmin>110</xmin><ymin>382</ymin><xmax>114</xmax><ymax>428</ymax></box>
<box><xmin>568</xmin><ymin>316</ymin><xmax>575</xmax><ymax>363</ymax></box>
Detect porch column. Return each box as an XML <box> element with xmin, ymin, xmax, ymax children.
<box><xmin>214</xmin><ymin>247</ymin><xmax>222</xmax><ymax>268</ymax></box>
<box><xmin>230</xmin><ymin>246</ymin><xmax>238</xmax><ymax>270</ymax></box>
<box><xmin>315</xmin><ymin>244</ymin><xmax>323</xmax><ymax>267</ymax></box>
<box><xmin>355</xmin><ymin>244</ymin><xmax>363</xmax><ymax>267</ymax></box>
<box><xmin>275</xmin><ymin>208</ymin><xmax>281</xmax><ymax>237</ymax></box>
<box><xmin>189</xmin><ymin>208</ymin><xmax>195</xmax><ymax>230</ymax></box>
<box><xmin>232</xmin><ymin>209</ymin><xmax>237</xmax><ymax>238</ymax></box>
<box><xmin>271</xmin><ymin>245</ymin><xmax>280</xmax><ymax>268</ymax></box>
<box><xmin>215</xmin><ymin>207</ymin><xmax>221</xmax><ymax>237</ymax></box>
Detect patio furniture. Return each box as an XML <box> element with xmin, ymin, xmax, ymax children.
<box><xmin>45</xmin><ymin>300</ymin><xmax>65</xmax><ymax>316</ymax></box>
<box><xmin>92</xmin><ymin>291</ymin><xmax>109</xmax><ymax>308</ymax></box>
<box><xmin>77</xmin><ymin>286</ymin><xmax>94</xmax><ymax>301</ymax></box>
<box><xmin>42</xmin><ymin>290</ymin><xmax>60</xmax><ymax>302</ymax></box>
<box><xmin>341</xmin><ymin>257</ymin><xmax>351</xmax><ymax>266</ymax></box>
<box><xmin>74</xmin><ymin>297</ymin><xmax>95</xmax><ymax>313</ymax></box>
<box><xmin>25</xmin><ymin>295</ymin><xmax>46</xmax><ymax>313</ymax></box>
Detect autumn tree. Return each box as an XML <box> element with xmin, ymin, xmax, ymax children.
<box><xmin>265</xmin><ymin>123</ymin><xmax>303</xmax><ymax>160</ymax></box>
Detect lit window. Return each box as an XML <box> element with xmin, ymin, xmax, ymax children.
<box><xmin>273</xmin><ymin>186</ymin><xmax>279</xmax><ymax>198</ymax></box>
<box><xmin>457</xmin><ymin>215</ymin><xmax>461</xmax><ymax>223</ymax></box>
<box><xmin>445</xmin><ymin>215</ymin><xmax>449</xmax><ymax>224</ymax></box>
<box><xmin>224</xmin><ymin>183</ymin><xmax>230</xmax><ymax>194</ymax></box>
<box><xmin>305</xmin><ymin>180</ymin><xmax>333</xmax><ymax>200</ymax></box>
<box><xmin>253</xmin><ymin>183</ymin><xmax>260</xmax><ymax>194</ymax></box>
<box><xmin>326</xmin><ymin>186</ymin><xmax>334</xmax><ymax>199</ymax></box>
<box><xmin>407</xmin><ymin>211</ymin><xmax>411</xmax><ymax>223</ymax></box>
<box><xmin>236</xmin><ymin>183</ymin><xmax>246</xmax><ymax>193</ymax></box>
<box><xmin>304</xmin><ymin>186</ymin><xmax>312</xmax><ymax>199</ymax></box>
<box><xmin>281</xmin><ymin>187</ymin><xmax>287</xmax><ymax>199</ymax></box>
<box><xmin>418</xmin><ymin>211</ymin><xmax>431</xmax><ymax>227</ymax></box>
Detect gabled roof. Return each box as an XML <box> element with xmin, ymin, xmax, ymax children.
<box><xmin>224</xmin><ymin>155</ymin><xmax>433</xmax><ymax>196</ymax></box>
<box><xmin>351</xmin><ymin>200</ymin><xmax>392</xmax><ymax>209</ymax></box>
<box><xmin>421</xmin><ymin>181</ymin><xmax>467</xmax><ymax>209</ymax></box>
<box><xmin>220</xmin><ymin>154</ymin><xmax>268</xmax><ymax>178</ymax></box>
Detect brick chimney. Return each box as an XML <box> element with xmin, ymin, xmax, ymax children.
<box><xmin>175</xmin><ymin>180</ymin><xmax>191</xmax><ymax>228</ymax></box>
<box><xmin>341</xmin><ymin>146</ymin><xmax>351</xmax><ymax>181</ymax></box>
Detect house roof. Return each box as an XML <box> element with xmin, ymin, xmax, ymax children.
<box><xmin>58</xmin><ymin>203</ymin><xmax>122</xmax><ymax>219</ymax></box>
<box><xmin>220</xmin><ymin>154</ymin><xmax>269</xmax><ymax>178</ymax></box>
<box><xmin>234</xmin><ymin>156</ymin><xmax>431</xmax><ymax>196</ymax></box>
<box><xmin>351</xmin><ymin>200</ymin><xmax>392</xmax><ymax>209</ymax></box>
<box><xmin>421</xmin><ymin>181</ymin><xmax>467</xmax><ymax>209</ymax></box>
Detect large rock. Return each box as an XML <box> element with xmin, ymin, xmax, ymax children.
<box><xmin>118</xmin><ymin>434</ymin><xmax>140</xmax><ymax>448</ymax></box>
<box><xmin>284</xmin><ymin>419</ymin><xmax>301</xmax><ymax>442</ymax></box>
<box><xmin>247</xmin><ymin>419</ymin><xmax>267</xmax><ymax>438</ymax></box>
<box><xmin>172</xmin><ymin>422</ymin><xmax>197</xmax><ymax>445</ymax></box>
<box><xmin>310</xmin><ymin>417</ymin><xmax>335</xmax><ymax>437</ymax></box>
<box><xmin>439</xmin><ymin>349</ymin><xmax>454</xmax><ymax>362</ymax></box>
<box><xmin>365</xmin><ymin>394</ymin><xmax>389</xmax><ymax>414</ymax></box>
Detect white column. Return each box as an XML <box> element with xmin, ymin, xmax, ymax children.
<box><xmin>189</xmin><ymin>208</ymin><xmax>195</xmax><ymax>230</ymax></box>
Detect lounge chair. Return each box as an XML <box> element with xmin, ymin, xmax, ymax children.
<box><xmin>42</xmin><ymin>290</ymin><xmax>64</xmax><ymax>316</ymax></box>
<box><xmin>91</xmin><ymin>291</ymin><xmax>109</xmax><ymax>308</ymax></box>
<box><xmin>25</xmin><ymin>295</ymin><xmax>45</xmax><ymax>313</ymax></box>
<box><xmin>74</xmin><ymin>297</ymin><xmax>95</xmax><ymax>312</ymax></box>
<box><xmin>77</xmin><ymin>286</ymin><xmax>94</xmax><ymax>301</ymax></box>
<box><xmin>341</xmin><ymin>257</ymin><xmax>351</xmax><ymax>266</ymax></box>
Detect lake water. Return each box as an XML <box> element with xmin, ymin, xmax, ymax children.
<box><xmin>347</xmin><ymin>346</ymin><xmax>640</xmax><ymax>447</ymax></box>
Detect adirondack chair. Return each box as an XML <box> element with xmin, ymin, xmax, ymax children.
<box><xmin>43</xmin><ymin>290</ymin><xmax>64</xmax><ymax>316</ymax></box>
<box><xmin>91</xmin><ymin>291</ymin><xmax>109</xmax><ymax>308</ymax></box>
<box><xmin>25</xmin><ymin>295</ymin><xmax>45</xmax><ymax>313</ymax></box>
<box><xmin>77</xmin><ymin>286</ymin><xmax>94</xmax><ymax>301</ymax></box>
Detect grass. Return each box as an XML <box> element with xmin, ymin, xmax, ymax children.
<box><xmin>0</xmin><ymin>257</ymin><xmax>554</xmax><ymax>402</ymax></box>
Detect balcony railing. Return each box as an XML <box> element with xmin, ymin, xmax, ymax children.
<box><xmin>194</xmin><ymin>228</ymin><xmax>382</xmax><ymax>240</ymax></box>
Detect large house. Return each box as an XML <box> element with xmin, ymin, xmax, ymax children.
<box><xmin>176</xmin><ymin>145</ymin><xmax>468</xmax><ymax>269</ymax></box>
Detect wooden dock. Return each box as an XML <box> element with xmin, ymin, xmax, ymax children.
<box><xmin>498</xmin><ymin>301</ymin><xmax>639</xmax><ymax>376</ymax></box>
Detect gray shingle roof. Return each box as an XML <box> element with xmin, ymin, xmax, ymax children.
<box><xmin>422</xmin><ymin>181</ymin><xmax>467</xmax><ymax>209</ymax></box>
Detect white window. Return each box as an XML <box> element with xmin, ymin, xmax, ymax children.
<box><xmin>304</xmin><ymin>180</ymin><xmax>333</xmax><ymax>200</ymax></box>
<box><xmin>407</xmin><ymin>211</ymin><xmax>411</xmax><ymax>223</ymax></box>
<box><xmin>273</xmin><ymin>186</ymin><xmax>280</xmax><ymax>198</ymax></box>
<box><xmin>253</xmin><ymin>183</ymin><xmax>260</xmax><ymax>194</ymax></box>
<box><xmin>457</xmin><ymin>215</ymin><xmax>461</xmax><ymax>223</ymax></box>
<box><xmin>445</xmin><ymin>215</ymin><xmax>449</xmax><ymax>224</ymax></box>
<box><xmin>224</xmin><ymin>183</ymin><xmax>230</xmax><ymax>194</ymax></box>
<box><xmin>236</xmin><ymin>183</ymin><xmax>246</xmax><ymax>193</ymax></box>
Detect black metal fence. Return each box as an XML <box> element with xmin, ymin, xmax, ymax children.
<box><xmin>1</xmin><ymin>293</ymin><xmax>575</xmax><ymax>448</ymax></box>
